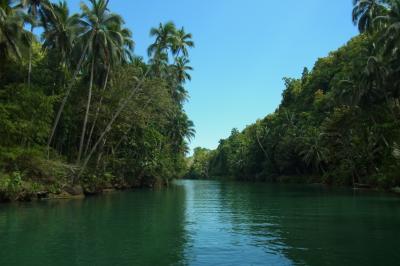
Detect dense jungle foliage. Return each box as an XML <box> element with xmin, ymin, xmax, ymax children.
<box><xmin>0</xmin><ymin>0</ymin><xmax>195</xmax><ymax>201</ymax></box>
<box><xmin>187</xmin><ymin>0</ymin><xmax>400</xmax><ymax>188</ymax></box>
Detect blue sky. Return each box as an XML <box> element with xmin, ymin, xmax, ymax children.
<box><xmin>68</xmin><ymin>0</ymin><xmax>358</xmax><ymax>153</ymax></box>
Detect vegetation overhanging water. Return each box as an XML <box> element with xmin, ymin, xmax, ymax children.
<box><xmin>1</xmin><ymin>0</ymin><xmax>400</xmax><ymax>202</ymax></box>
<box><xmin>1</xmin><ymin>1</ymin><xmax>400</xmax><ymax>265</ymax></box>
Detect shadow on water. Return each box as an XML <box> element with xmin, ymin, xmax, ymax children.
<box><xmin>1</xmin><ymin>180</ymin><xmax>400</xmax><ymax>266</ymax></box>
<box><xmin>0</xmin><ymin>186</ymin><xmax>189</xmax><ymax>266</ymax></box>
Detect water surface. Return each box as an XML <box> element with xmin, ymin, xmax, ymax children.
<box><xmin>0</xmin><ymin>180</ymin><xmax>399</xmax><ymax>265</ymax></box>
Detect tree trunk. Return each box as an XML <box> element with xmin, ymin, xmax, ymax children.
<box><xmin>95</xmin><ymin>137</ymin><xmax>107</xmax><ymax>170</ymax></box>
<box><xmin>84</xmin><ymin>65</ymin><xmax>110</xmax><ymax>156</ymax></box>
<box><xmin>77</xmin><ymin>56</ymin><xmax>95</xmax><ymax>164</ymax></box>
<box><xmin>113</xmin><ymin>99</ymin><xmax>152</xmax><ymax>153</ymax></box>
<box><xmin>46</xmin><ymin>37</ymin><xmax>92</xmax><ymax>158</ymax></box>
<box><xmin>78</xmin><ymin>69</ymin><xmax>150</xmax><ymax>177</ymax></box>
<box><xmin>28</xmin><ymin>25</ymin><xmax>34</xmax><ymax>88</ymax></box>
<box><xmin>256</xmin><ymin>129</ymin><xmax>270</xmax><ymax>162</ymax></box>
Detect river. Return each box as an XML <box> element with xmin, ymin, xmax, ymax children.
<box><xmin>0</xmin><ymin>180</ymin><xmax>399</xmax><ymax>265</ymax></box>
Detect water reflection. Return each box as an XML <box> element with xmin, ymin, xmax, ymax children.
<box><xmin>0</xmin><ymin>187</ymin><xmax>189</xmax><ymax>266</ymax></box>
<box><xmin>176</xmin><ymin>180</ymin><xmax>293</xmax><ymax>265</ymax></box>
<box><xmin>176</xmin><ymin>180</ymin><xmax>400</xmax><ymax>266</ymax></box>
<box><xmin>1</xmin><ymin>180</ymin><xmax>400</xmax><ymax>266</ymax></box>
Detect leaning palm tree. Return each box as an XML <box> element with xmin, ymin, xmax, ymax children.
<box><xmin>84</xmin><ymin>23</ymin><xmax>134</xmax><ymax>156</ymax></box>
<box><xmin>45</xmin><ymin>0</ymin><xmax>89</xmax><ymax>157</ymax></box>
<box><xmin>76</xmin><ymin>0</ymin><xmax>124</xmax><ymax>164</ymax></box>
<box><xmin>78</xmin><ymin>23</ymin><xmax>194</xmax><ymax>176</ymax></box>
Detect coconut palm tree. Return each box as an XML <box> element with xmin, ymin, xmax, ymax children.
<box><xmin>147</xmin><ymin>21</ymin><xmax>176</xmax><ymax>58</ymax></box>
<box><xmin>45</xmin><ymin>0</ymin><xmax>90</xmax><ymax>157</ymax></box>
<box><xmin>147</xmin><ymin>22</ymin><xmax>176</xmax><ymax>77</ymax></box>
<box><xmin>172</xmin><ymin>26</ymin><xmax>194</xmax><ymax>59</ymax></box>
<box><xmin>375</xmin><ymin>0</ymin><xmax>400</xmax><ymax>56</ymax></box>
<box><xmin>149</xmin><ymin>50</ymin><xmax>169</xmax><ymax>77</ymax></box>
<box><xmin>20</xmin><ymin>0</ymin><xmax>52</xmax><ymax>87</ymax></box>
<box><xmin>76</xmin><ymin>0</ymin><xmax>124</xmax><ymax>164</ymax></box>
<box><xmin>168</xmin><ymin>56</ymin><xmax>192</xmax><ymax>104</ymax></box>
<box><xmin>0</xmin><ymin>0</ymin><xmax>27</xmax><ymax>61</ymax></box>
<box><xmin>298</xmin><ymin>129</ymin><xmax>328</xmax><ymax>174</ymax></box>
<box><xmin>78</xmin><ymin>23</ymin><xmax>193</xmax><ymax>175</ymax></box>
<box><xmin>352</xmin><ymin>0</ymin><xmax>386</xmax><ymax>33</ymax></box>
<box><xmin>84</xmin><ymin>23</ymin><xmax>134</xmax><ymax>156</ymax></box>
<box><xmin>173</xmin><ymin>56</ymin><xmax>193</xmax><ymax>83</ymax></box>
<box><xmin>167</xmin><ymin>111</ymin><xmax>195</xmax><ymax>153</ymax></box>
<box><xmin>41</xmin><ymin>1</ymin><xmax>80</xmax><ymax>66</ymax></box>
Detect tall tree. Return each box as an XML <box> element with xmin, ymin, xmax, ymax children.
<box><xmin>42</xmin><ymin>1</ymin><xmax>80</xmax><ymax>67</ymax></box>
<box><xmin>147</xmin><ymin>21</ymin><xmax>176</xmax><ymax>57</ymax></box>
<box><xmin>84</xmin><ymin>22</ymin><xmax>134</xmax><ymax>156</ymax></box>
<box><xmin>76</xmin><ymin>0</ymin><xmax>124</xmax><ymax>164</ymax></box>
<box><xmin>20</xmin><ymin>0</ymin><xmax>51</xmax><ymax>87</ymax></box>
<box><xmin>352</xmin><ymin>0</ymin><xmax>386</xmax><ymax>33</ymax></box>
<box><xmin>172</xmin><ymin>26</ymin><xmax>194</xmax><ymax>59</ymax></box>
<box><xmin>0</xmin><ymin>0</ymin><xmax>27</xmax><ymax>61</ymax></box>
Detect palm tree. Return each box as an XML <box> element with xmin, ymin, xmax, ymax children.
<box><xmin>147</xmin><ymin>22</ymin><xmax>177</xmax><ymax>75</ymax></box>
<box><xmin>169</xmin><ymin>56</ymin><xmax>193</xmax><ymax>104</ymax></box>
<box><xmin>352</xmin><ymin>0</ymin><xmax>386</xmax><ymax>33</ymax></box>
<box><xmin>375</xmin><ymin>0</ymin><xmax>400</xmax><ymax>56</ymax></box>
<box><xmin>78</xmin><ymin>24</ymin><xmax>194</xmax><ymax>175</ymax></box>
<box><xmin>172</xmin><ymin>26</ymin><xmax>194</xmax><ymax>59</ymax></box>
<box><xmin>45</xmin><ymin>0</ymin><xmax>90</xmax><ymax>157</ymax></box>
<box><xmin>0</xmin><ymin>0</ymin><xmax>27</xmax><ymax>61</ymax></box>
<box><xmin>298</xmin><ymin>129</ymin><xmax>328</xmax><ymax>174</ymax></box>
<box><xmin>168</xmin><ymin>111</ymin><xmax>195</xmax><ymax>153</ymax></box>
<box><xmin>20</xmin><ymin>0</ymin><xmax>52</xmax><ymax>87</ymax></box>
<box><xmin>336</xmin><ymin>79</ymin><xmax>363</xmax><ymax>106</ymax></box>
<box><xmin>42</xmin><ymin>1</ymin><xmax>80</xmax><ymax>66</ymax></box>
<box><xmin>76</xmin><ymin>0</ymin><xmax>124</xmax><ymax>164</ymax></box>
<box><xmin>84</xmin><ymin>23</ymin><xmax>134</xmax><ymax>156</ymax></box>
<box><xmin>147</xmin><ymin>21</ymin><xmax>176</xmax><ymax>58</ymax></box>
<box><xmin>173</xmin><ymin>56</ymin><xmax>193</xmax><ymax>83</ymax></box>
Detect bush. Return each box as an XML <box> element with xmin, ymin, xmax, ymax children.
<box><xmin>0</xmin><ymin>171</ymin><xmax>35</xmax><ymax>201</ymax></box>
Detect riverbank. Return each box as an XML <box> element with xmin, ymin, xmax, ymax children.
<box><xmin>0</xmin><ymin>154</ymin><xmax>169</xmax><ymax>203</ymax></box>
<box><xmin>2</xmin><ymin>179</ymin><xmax>399</xmax><ymax>266</ymax></box>
<box><xmin>0</xmin><ymin>176</ymin><xmax>168</xmax><ymax>204</ymax></box>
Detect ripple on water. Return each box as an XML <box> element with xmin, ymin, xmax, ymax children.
<box><xmin>0</xmin><ymin>180</ymin><xmax>399</xmax><ymax>266</ymax></box>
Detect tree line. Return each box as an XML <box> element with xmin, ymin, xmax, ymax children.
<box><xmin>0</xmin><ymin>0</ymin><xmax>195</xmax><ymax>200</ymax></box>
<box><xmin>187</xmin><ymin>0</ymin><xmax>400</xmax><ymax>189</ymax></box>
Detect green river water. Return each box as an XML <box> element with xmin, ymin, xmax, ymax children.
<box><xmin>0</xmin><ymin>180</ymin><xmax>399</xmax><ymax>265</ymax></box>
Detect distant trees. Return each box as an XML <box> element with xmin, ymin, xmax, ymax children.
<box><xmin>186</xmin><ymin>148</ymin><xmax>212</xmax><ymax>179</ymax></box>
<box><xmin>199</xmin><ymin>0</ymin><xmax>400</xmax><ymax>188</ymax></box>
